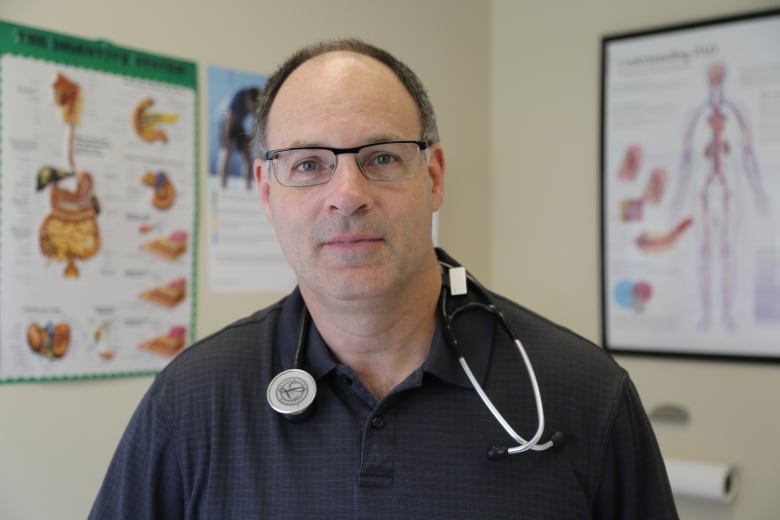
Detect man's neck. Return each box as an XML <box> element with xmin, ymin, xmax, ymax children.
<box><xmin>302</xmin><ymin>260</ymin><xmax>442</xmax><ymax>400</ymax></box>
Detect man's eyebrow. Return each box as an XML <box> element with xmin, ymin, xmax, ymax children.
<box><xmin>277</xmin><ymin>135</ymin><xmax>410</xmax><ymax>149</ymax></box>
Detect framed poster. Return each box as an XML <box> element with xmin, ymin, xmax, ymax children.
<box><xmin>601</xmin><ymin>9</ymin><xmax>780</xmax><ymax>361</ymax></box>
<box><xmin>0</xmin><ymin>20</ymin><xmax>198</xmax><ymax>381</ymax></box>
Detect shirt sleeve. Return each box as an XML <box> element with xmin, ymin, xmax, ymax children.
<box><xmin>592</xmin><ymin>377</ymin><xmax>679</xmax><ymax>519</ymax></box>
<box><xmin>89</xmin><ymin>380</ymin><xmax>185</xmax><ymax>519</ymax></box>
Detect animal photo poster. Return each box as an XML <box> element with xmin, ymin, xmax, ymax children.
<box><xmin>601</xmin><ymin>10</ymin><xmax>780</xmax><ymax>361</ymax></box>
<box><xmin>0</xmin><ymin>20</ymin><xmax>198</xmax><ymax>381</ymax></box>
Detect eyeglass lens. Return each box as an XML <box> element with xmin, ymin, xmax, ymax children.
<box><xmin>271</xmin><ymin>142</ymin><xmax>423</xmax><ymax>187</ymax></box>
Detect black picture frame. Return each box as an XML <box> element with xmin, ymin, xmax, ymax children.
<box><xmin>600</xmin><ymin>8</ymin><xmax>780</xmax><ymax>362</ymax></box>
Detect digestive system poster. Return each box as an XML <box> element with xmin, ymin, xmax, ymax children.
<box><xmin>0</xmin><ymin>20</ymin><xmax>198</xmax><ymax>381</ymax></box>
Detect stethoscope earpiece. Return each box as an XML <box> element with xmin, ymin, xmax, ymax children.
<box><xmin>267</xmin><ymin>368</ymin><xmax>317</xmax><ymax>422</ymax></box>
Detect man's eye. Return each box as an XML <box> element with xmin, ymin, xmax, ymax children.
<box><xmin>367</xmin><ymin>152</ymin><xmax>400</xmax><ymax>167</ymax></box>
<box><xmin>293</xmin><ymin>159</ymin><xmax>323</xmax><ymax>172</ymax></box>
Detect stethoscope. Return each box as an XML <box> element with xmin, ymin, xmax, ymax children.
<box><xmin>267</xmin><ymin>256</ymin><xmax>563</xmax><ymax>460</ymax></box>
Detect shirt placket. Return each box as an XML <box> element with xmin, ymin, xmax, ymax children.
<box><xmin>333</xmin><ymin>365</ymin><xmax>402</xmax><ymax>489</ymax></box>
<box><xmin>357</xmin><ymin>405</ymin><xmax>397</xmax><ymax>488</ymax></box>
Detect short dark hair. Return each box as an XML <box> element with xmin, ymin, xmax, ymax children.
<box><xmin>254</xmin><ymin>38</ymin><xmax>439</xmax><ymax>156</ymax></box>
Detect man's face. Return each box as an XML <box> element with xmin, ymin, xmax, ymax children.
<box><xmin>255</xmin><ymin>51</ymin><xmax>445</xmax><ymax>306</ymax></box>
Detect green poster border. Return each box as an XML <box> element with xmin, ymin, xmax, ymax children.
<box><xmin>0</xmin><ymin>19</ymin><xmax>196</xmax><ymax>86</ymax></box>
<box><xmin>0</xmin><ymin>19</ymin><xmax>200</xmax><ymax>383</ymax></box>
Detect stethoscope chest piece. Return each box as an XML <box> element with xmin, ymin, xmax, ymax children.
<box><xmin>267</xmin><ymin>368</ymin><xmax>317</xmax><ymax>422</ymax></box>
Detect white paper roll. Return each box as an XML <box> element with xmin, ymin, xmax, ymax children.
<box><xmin>664</xmin><ymin>457</ymin><xmax>738</xmax><ymax>503</ymax></box>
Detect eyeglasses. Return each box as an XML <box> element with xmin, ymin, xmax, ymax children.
<box><xmin>264</xmin><ymin>140</ymin><xmax>428</xmax><ymax>187</ymax></box>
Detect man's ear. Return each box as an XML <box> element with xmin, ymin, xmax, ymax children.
<box><xmin>427</xmin><ymin>143</ymin><xmax>445</xmax><ymax>212</ymax></box>
<box><xmin>255</xmin><ymin>158</ymin><xmax>274</xmax><ymax>223</ymax></box>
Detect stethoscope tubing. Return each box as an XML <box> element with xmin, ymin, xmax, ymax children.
<box><xmin>439</xmin><ymin>272</ymin><xmax>554</xmax><ymax>454</ymax></box>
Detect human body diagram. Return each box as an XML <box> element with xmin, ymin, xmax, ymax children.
<box><xmin>670</xmin><ymin>63</ymin><xmax>770</xmax><ymax>330</ymax></box>
<box><xmin>615</xmin><ymin>62</ymin><xmax>773</xmax><ymax>331</ymax></box>
<box><xmin>36</xmin><ymin>72</ymin><xmax>101</xmax><ymax>279</ymax></box>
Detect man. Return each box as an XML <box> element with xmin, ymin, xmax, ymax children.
<box><xmin>217</xmin><ymin>86</ymin><xmax>259</xmax><ymax>189</ymax></box>
<box><xmin>91</xmin><ymin>39</ymin><xmax>678</xmax><ymax>518</ymax></box>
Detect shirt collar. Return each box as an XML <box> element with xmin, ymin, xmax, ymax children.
<box><xmin>424</xmin><ymin>294</ymin><xmax>496</xmax><ymax>389</ymax></box>
<box><xmin>276</xmin><ymin>251</ymin><xmax>496</xmax><ymax>389</ymax></box>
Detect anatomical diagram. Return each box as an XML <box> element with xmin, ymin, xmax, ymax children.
<box><xmin>37</xmin><ymin>73</ymin><xmax>100</xmax><ymax>278</ymax></box>
<box><xmin>132</xmin><ymin>97</ymin><xmax>178</xmax><ymax>143</ymax></box>
<box><xmin>27</xmin><ymin>321</ymin><xmax>71</xmax><ymax>359</ymax></box>
<box><xmin>670</xmin><ymin>63</ymin><xmax>770</xmax><ymax>329</ymax></box>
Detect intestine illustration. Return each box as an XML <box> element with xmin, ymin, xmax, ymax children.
<box><xmin>36</xmin><ymin>73</ymin><xmax>101</xmax><ymax>278</ymax></box>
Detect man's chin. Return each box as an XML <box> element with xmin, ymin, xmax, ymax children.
<box><xmin>315</xmin><ymin>269</ymin><xmax>396</xmax><ymax>303</ymax></box>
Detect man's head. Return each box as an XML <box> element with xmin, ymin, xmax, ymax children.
<box><xmin>253</xmin><ymin>38</ymin><xmax>439</xmax><ymax>157</ymax></box>
<box><xmin>253</xmin><ymin>40</ymin><xmax>445</xmax><ymax>307</ymax></box>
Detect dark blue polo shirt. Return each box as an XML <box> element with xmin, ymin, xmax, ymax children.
<box><xmin>90</xmin><ymin>258</ymin><xmax>677</xmax><ymax>519</ymax></box>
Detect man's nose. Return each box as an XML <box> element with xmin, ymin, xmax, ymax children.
<box><xmin>326</xmin><ymin>154</ymin><xmax>372</xmax><ymax>216</ymax></box>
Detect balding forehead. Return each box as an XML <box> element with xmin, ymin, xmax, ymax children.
<box><xmin>284</xmin><ymin>50</ymin><xmax>398</xmax><ymax>88</ymax></box>
<box><xmin>266</xmin><ymin>51</ymin><xmax>422</xmax><ymax>146</ymax></box>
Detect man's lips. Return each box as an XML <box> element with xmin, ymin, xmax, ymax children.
<box><xmin>322</xmin><ymin>234</ymin><xmax>383</xmax><ymax>247</ymax></box>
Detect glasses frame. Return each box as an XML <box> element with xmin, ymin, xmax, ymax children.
<box><xmin>264</xmin><ymin>140</ymin><xmax>429</xmax><ymax>187</ymax></box>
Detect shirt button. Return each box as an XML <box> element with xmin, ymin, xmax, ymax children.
<box><xmin>370</xmin><ymin>416</ymin><xmax>385</xmax><ymax>429</ymax></box>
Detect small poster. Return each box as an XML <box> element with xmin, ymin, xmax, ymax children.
<box><xmin>0</xmin><ymin>20</ymin><xmax>198</xmax><ymax>381</ymax></box>
<box><xmin>206</xmin><ymin>65</ymin><xmax>295</xmax><ymax>293</ymax></box>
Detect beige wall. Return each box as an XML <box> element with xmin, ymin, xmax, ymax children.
<box><xmin>0</xmin><ymin>0</ymin><xmax>778</xmax><ymax>518</ymax></box>
<box><xmin>491</xmin><ymin>1</ymin><xmax>780</xmax><ymax>519</ymax></box>
<box><xmin>0</xmin><ymin>2</ymin><xmax>489</xmax><ymax>519</ymax></box>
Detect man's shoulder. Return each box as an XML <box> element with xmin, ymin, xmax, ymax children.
<box><xmin>194</xmin><ymin>302</ymin><xmax>282</xmax><ymax>350</ymax></box>
<box><xmin>491</xmin><ymin>290</ymin><xmax>624</xmax><ymax>376</ymax></box>
<box><xmin>154</xmin><ymin>297</ymin><xmax>286</xmax><ymax>386</ymax></box>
